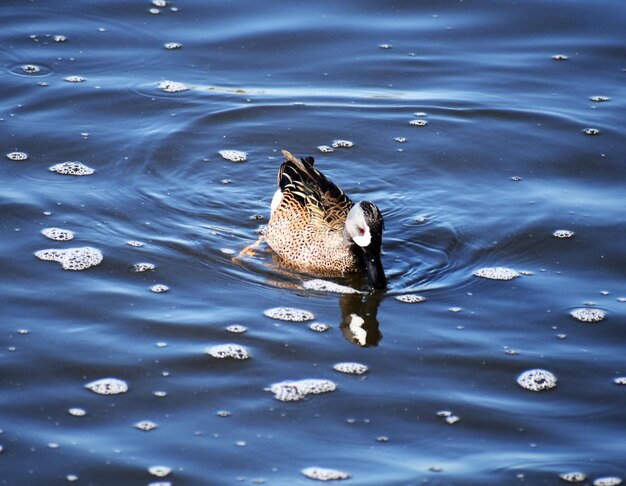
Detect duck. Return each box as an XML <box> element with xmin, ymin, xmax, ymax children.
<box><xmin>265</xmin><ymin>150</ymin><xmax>387</xmax><ymax>290</ymax></box>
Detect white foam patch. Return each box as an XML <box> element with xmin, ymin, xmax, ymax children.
<box><xmin>135</xmin><ymin>420</ymin><xmax>158</xmax><ymax>431</ymax></box>
<box><xmin>35</xmin><ymin>247</ymin><xmax>103</xmax><ymax>270</ymax></box>
<box><xmin>614</xmin><ymin>377</ymin><xmax>626</xmax><ymax>385</ymax></box>
<box><xmin>517</xmin><ymin>369</ymin><xmax>557</xmax><ymax>392</ymax></box>
<box><xmin>333</xmin><ymin>362</ymin><xmax>368</xmax><ymax>375</ymax></box>
<box><xmin>68</xmin><ymin>407</ymin><xmax>86</xmax><ymax>417</ymax></box>
<box><xmin>395</xmin><ymin>294</ymin><xmax>426</xmax><ymax>303</ymax></box>
<box><xmin>148</xmin><ymin>466</ymin><xmax>171</xmax><ymax>478</ymax></box>
<box><xmin>594</xmin><ymin>478</ymin><xmax>623</xmax><ymax>486</ymax></box>
<box><xmin>219</xmin><ymin>149</ymin><xmax>247</xmax><ymax>162</ymax></box>
<box><xmin>474</xmin><ymin>267</ymin><xmax>520</xmax><ymax>280</ymax></box>
<box><xmin>317</xmin><ymin>145</ymin><xmax>334</xmax><ymax>153</ymax></box>
<box><xmin>559</xmin><ymin>472</ymin><xmax>587</xmax><ymax>483</ymax></box>
<box><xmin>553</xmin><ymin>229</ymin><xmax>575</xmax><ymax>238</ymax></box>
<box><xmin>163</xmin><ymin>42</ymin><xmax>182</xmax><ymax>49</ymax></box>
<box><xmin>85</xmin><ymin>378</ymin><xmax>128</xmax><ymax>395</ymax></box>
<box><xmin>22</xmin><ymin>64</ymin><xmax>40</xmax><ymax>73</ymax></box>
<box><xmin>303</xmin><ymin>279</ymin><xmax>360</xmax><ymax>294</ymax></box>
<box><xmin>42</xmin><ymin>227</ymin><xmax>74</xmax><ymax>241</ymax></box>
<box><xmin>158</xmin><ymin>80</ymin><xmax>189</xmax><ymax>92</ymax></box>
<box><xmin>301</xmin><ymin>467</ymin><xmax>351</xmax><ymax>481</ymax></box>
<box><xmin>309</xmin><ymin>322</ymin><xmax>330</xmax><ymax>332</ymax></box>
<box><xmin>150</xmin><ymin>284</ymin><xmax>169</xmax><ymax>293</ymax></box>
<box><xmin>64</xmin><ymin>75</ymin><xmax>86</xmax><ymax>83</ymax></box>
<box><xmin>206</xmin><ymin>344</ymin><xmax>250</xmax><ymax>360</ymax></box>
<box><xmin>331</xmin><ymin>140</ymin><xmax>354</xmax><ymax>148</ymax></box>
<box><xmin>131</xmin><ymin>262</ymin><xmax>155</xmax><ymax>272</ymax></box>
<box><xmin>570</xmin><ymin>308</ymin><xmax>605</xmax><ymax>323</ymax></box>
<box><xmin>226</xmin><ymin>324</ymin><xmax>247</xmax><ymax>334</ymax></box>
<box><xmin>6</xmin><ymin>151</ymin><xmax>28</xmax><ymax>161</ymax></box>
<box><xmin>127</xmin><ymin>240</ymin><xmax>145</xmax><ymax>247</ymax></box>
<box><xmin>264</xmin><ymin>307</ymin><xmax>315</xmax><ymax>322</ymax></box>
<box><xmin>49</xmin><ymin>161</ymin><xmax>94</xmax><ymax>176</ymax></box>
<box><xmin>348</xmin><ymin>313</ymin><xmax>367</xmax><ymax>346</ymax></box>
<box><xmin>409</xmin><ymin>119</ymin><xmax>428</xmax><ymax>126</ymax></box>
<box><xmin>267</xmin><ymin>379</ymin><xmax>337</xmax><ymax>402</ymax></box>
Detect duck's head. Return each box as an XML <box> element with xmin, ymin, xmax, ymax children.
<box><xmin>345</xmin><ymin>201</ymin><xmax>387</xmax><ymax>291</ymax></box>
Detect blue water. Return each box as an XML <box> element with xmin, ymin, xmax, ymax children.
<box><xmin>1</xmin><ymin>0</ymin><xmax>625</xmax><ymax>484</ymax></box>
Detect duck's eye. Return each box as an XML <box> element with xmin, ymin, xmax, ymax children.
<box><xmin>358</xmin><ymin>227</ymin><xmax>365</xmax><ymax>236</ymax></box>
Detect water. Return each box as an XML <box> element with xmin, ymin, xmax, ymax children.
<box><xmin>1</xmin><ymin>0</ymin><xmax>625</xmax><ymax>484</ymax></box>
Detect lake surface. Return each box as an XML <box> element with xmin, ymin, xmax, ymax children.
<box><xmin>1</xmin><ymin>0</ymin><xmax>625</xmax><ymax>484</ymax></box>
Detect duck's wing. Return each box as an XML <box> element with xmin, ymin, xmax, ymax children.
<box><xmin>278</xmin><ymin>150</ymin><xmax>353</xmax><ymax>230</ymax></box>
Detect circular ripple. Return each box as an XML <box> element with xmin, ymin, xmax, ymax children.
<box><xmin>7</xmin><ymin>62</ymin><xmax>53</xmax><ymax>77</ymax></box>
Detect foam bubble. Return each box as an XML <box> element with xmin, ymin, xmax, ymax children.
<box><xmin>590</xmin><ymin>96</ymin><xmax>610</xmax><ymax>102</ymax></box>
<box><xmin>414</xmin><ymin>112</ymin><xmax>428</xmax><ymax>117</ymax></box>
<box><xmin>570</xmin><ymin>308</ymin><xmax>605</xmax><ymax>323</ymax></box>
<box><xmin>148</xmin><ymin>466</ymin><xmax>171</xmax><ymax>478</ymax></box>
<box><xmin>85</xmin><ymin>378</ymin><xmax>128</xmax><ymax>395</ymax></box>
<box><xmin>583</xmin><ymin>128</ymin><xmax>600</xmax><ymax>136</ymax></box>
<box><xmin>264</xmin><ymin>307</ymin><xmax>314</xmax><ymax>322</ymax></box>
<box><xmin>42</xmin><ymin>227</ymin><xmax>74</xmax><ymax>241</ymax></box>
<box><xmin>309</xmin><ymin>322</ymin><xmax>330</xmax><ymax>332</ymax></box>
<box><xmin>409</xmin><ymin>119</ymin><xmax>428</xmax><ymax>126</ymax></box>
<box><xmin>49</xmin><ymin>161</ymin><xmax>94</xmax><ymax>176</ymax></box>
<box><xmin>267</xmin><ymin>379</ymin><xmax>337</xmax><ymax>401</ymax></box>
<box><xmin>303</xmin><ymin>279</ymin><xmax>360</xmax><ymax>294</ymax></box>
<box><xmin>127</xmin><ymin>240</ymin><xmax>145</xmax><ymax>247</ymax></box>
<box><xmin>68</xmin><ymin>407</ymin><xmax>86</xmax><ymax>417</ymax></box>
<box><xmin>474</xmin><ymin>267</ymin><xmax>520</xmax><ymax>280</ymax></box>
<box><xmin>395</xmin><ymin>294</ymin><xmax>426</xmax><ymax>303</ymax></box>
<box><xmin>552</xmin><ymin>54</ymin><xmax>569</xmax><ymax>60</ymax></box>
<box><xmin>445</xmin><ymin>415</ymin><xmax>460</xmax><ymax>424</ymax></box>
<box><xmin>331</xmin><ymin>140</ymin><xmax>354</xmax><ymax>148</ymax></box>
<box><xmin>614</xmin><ymin>377</ymin><xmax>626</xmax><ymax>385</ymax></box>
<box><xmin>219</xmin><ymin>150</ymin><xmax>247</xmax><ymax>162</ymax></box>
<box><xmin>517</xmin><ymin>369</ymin><xmax>557</xmax><ymax>392</ymax></box>
<box><xmin>35</xmin><ymin>247</ymin><xmax>103</xmax><ymax>270</ymax></box>
<box><xmin>553</xmin><ymin>229</ymin><xmax>575</xmax><ymax>238</ymax></box>
<box><xmin>163</xmin><ymin>42</ymin><xmax>182</xmax><ymax>50</ymax></box>
<box><xmin>333</xmin><ymin>362</ymin><xmax>368</xmax><ymax>375</ymax></box>
<box><xmin>226</xmin><ymin>324</ymin><xmax>247</xmax><ymax>334</ymax></box>
<box><xmin>301</xmin><ymin>467</ymin><xmax>351</xmax><ymax>481</ymax></box>
<box><xmin>21</xmin><ymin>64</ymin><xmax>41</xmax><ymax>74</ymax></box>
<box><xmin>593</xmin><ymin>478</ymin><xmax>622</xmax><ymax>486</ymax></box>
<box><xmin>394</xmin><ymin>137</ymin><xmax>407</xmax><ymax>143</ymax></box>
<box><xmin>379</xmin><ymin>44</ymin><xmax>392</xmax><ymax>49</ymax></box>
<box><xmin>317</xmin><ymin>145</ymin><xmax>334</xmax><ymax>153</ymax></box>
<box><xmin>150</xmin><ymin>284</ymin><xmax>169</xmax><ymax>293</ymax></box>
<box><xmin>158</xmin><ymin>80</ymin><xmax>189</xmax><ymax>92</ymax></box>
<box><xmin>152</xmin><ymin>0</ymin><xmax>167</xmax><ymax>6</ymax></box>
<box><xmin>206</xmin><ymin>344</ymin><xmax>250</xmax><ymax>360</ymax></box>
<box><xmin>559</xmin><ymin>472</ymin><xmax>587</xmax><ymax>483</ymax></box>
<box><xmin>135</xmin><ymin>420</ymin><xmax>158</xmax><ymax>431</ymax></box>
<box><xmin>64</xmin><ymin>75</ymin><xmax>86</xmax><ymax>83</ymax></box>
<box><xmin>131</xmin><ymin>262</ymin><xmax>155</xmax><ymax>272</ymax></box>
<box><xmin>53</xmin><ymin>35</ymin><xmax>67</xmax><ymax>42</ymax></box>
<box><xmin>6</xmin><ymin>151</ymin><xmax>28</xmax><ymax>161</ymax></box>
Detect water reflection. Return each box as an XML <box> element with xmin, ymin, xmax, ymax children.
<box><xmin>339</xmin><ymin>292</ymin><xmax>383</xmax><ymax>347</ymax></box>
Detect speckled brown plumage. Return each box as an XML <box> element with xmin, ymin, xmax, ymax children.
<box><xmin>265</xmin><ymin>150</ymin><xmax>361</xmax><ymax>274</ymax></box>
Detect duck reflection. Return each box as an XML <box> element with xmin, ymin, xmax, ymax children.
<box><xmin>339</xmin><ymin>291</ymin><xmax>383</xmax><ymax>347</ymax></box>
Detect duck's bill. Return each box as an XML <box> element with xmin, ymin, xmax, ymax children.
<box><xmin>364</xmin><ymin>253</ymin><xmax>387</xmax><ymax>291</ymax></box>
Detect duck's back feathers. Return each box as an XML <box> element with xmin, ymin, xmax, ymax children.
<box><xmin>278</xmin><ymin>150</ymin><xmax>353</xmax><ymax>229</ymax></box>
